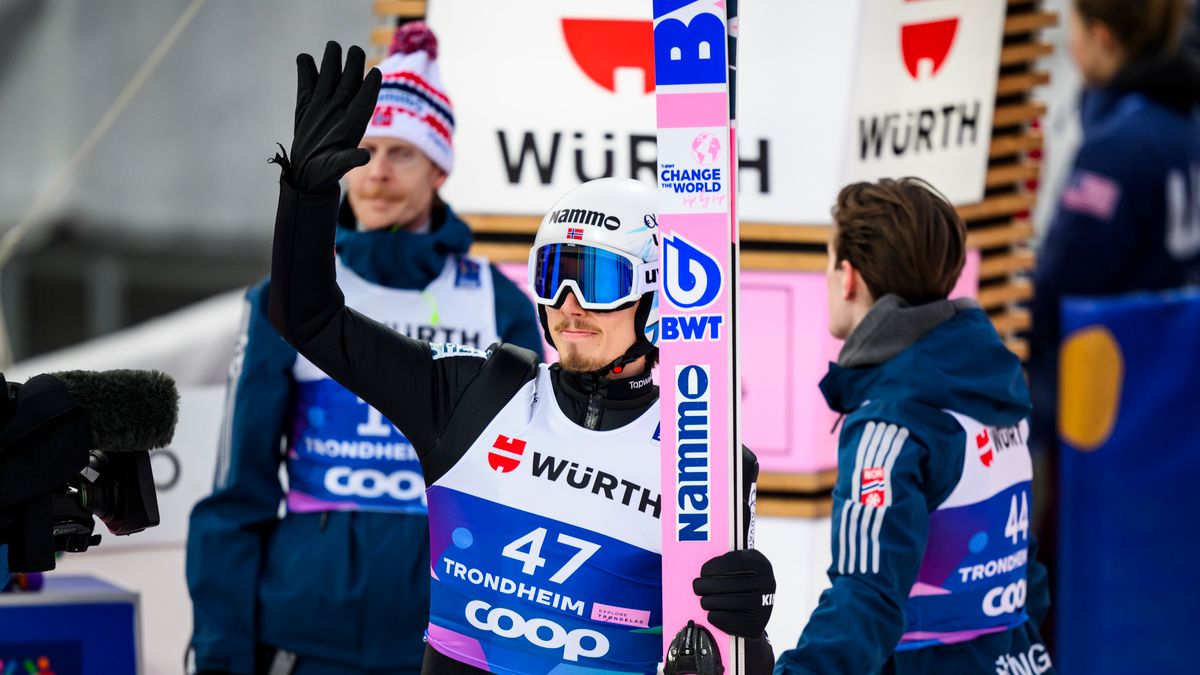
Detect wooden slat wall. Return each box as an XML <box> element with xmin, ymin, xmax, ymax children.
<box><xmin>373</xmin><ymin>1</ymin><xmax>1054</xmax><ymax>512</ymax></box>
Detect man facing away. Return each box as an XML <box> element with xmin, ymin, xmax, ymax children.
<box><xmin>774</xmin><ymin>178</ymin><xmax>1055</xmax><ymax>675</ymax></box>
<box><xmin>186</xmin><ymin>25</ymin><xmax>543</xmax><ymax>675</ymax></box>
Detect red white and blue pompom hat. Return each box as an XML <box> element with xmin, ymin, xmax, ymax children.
<box><xmin>366</xmin><ymin>22</ymin><xmax>455</xmax><ymax>174</ymax></box>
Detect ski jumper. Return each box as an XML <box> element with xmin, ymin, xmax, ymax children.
<box><xmin>267</xmin><ymin>183</ymin><xmax>769</xmax><ymax>674</ymax></box>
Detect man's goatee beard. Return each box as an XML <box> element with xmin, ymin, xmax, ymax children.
<box><xmin>558</xmin><ymin>346</ymin><xmax>609</xmax><ymax>373</ymax></box>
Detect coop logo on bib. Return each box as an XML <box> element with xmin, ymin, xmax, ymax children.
<box><xmin>982</xmin><ymin>579</ymin><xmax>1027</xmax><ymax>617</ymax></box>
<box><xmin>465</xmin><ymin>600</ymin><xmax>610</xmax><ymax>662</ymax></box>
<box><xmin>324</xmin><ymin>467</ymin><xmax>425</xmax><ymax>502</ymax></box>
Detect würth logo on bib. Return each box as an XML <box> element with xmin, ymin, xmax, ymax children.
<box><xmin>900</xmin><ymin>1</ymin><xmax>959</xmax><ymax>80</ymax></box>
<box><xmin>488</xmin><ymin>435</ymin><xmax>527</xmax><ymax>473</ymax></box>
<box><xmin>976</xmin><ymin>428</ymin><xmax>995</xmax><ymax>467</ymax></box>
<box><xmin>976</xmin><ymin>424</ymin><xmax>1024</xmax><ymax>467</ymax></box>
<box><xmin>860</xmin><ymin>467</ymin><xmax>886</xmax><ymax>507</ymax></box>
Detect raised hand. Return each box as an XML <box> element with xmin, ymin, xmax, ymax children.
<box><xmin>272</xmin><ymin>41</ymin><xmax>382</xmax><ymax>194</ymax></box>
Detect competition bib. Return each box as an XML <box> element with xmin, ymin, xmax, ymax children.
<box><xmin>286</xmin><ymin>255</ymin><xmax>498</xmax><ymax>514</ymax></box>
<box><xmin>898</xmin><ymin>412</ymin><xmax>1034</xmax><ymax>650</ymax></box>
<box><xmin>426</xmin><ymin>366</ymin><xmax>663</xmax><ymax>674</ymax></box>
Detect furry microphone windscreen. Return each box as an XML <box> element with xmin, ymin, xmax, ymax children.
<box><xmin>50</xmin><ymin>369</ymin><xmax>179</xmax><ymax>452</ymax></box>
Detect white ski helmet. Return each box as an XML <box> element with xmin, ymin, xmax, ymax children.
<box><xmin>527</xmin><ymin>177</ymin><xmax>660</xmax><ymax>367</ymax></box>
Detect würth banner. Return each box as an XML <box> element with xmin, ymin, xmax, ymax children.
<box><xmin>426</xmin><ymin>0</ymin><xmax>1006</xmax><ymax>225</ymax></box>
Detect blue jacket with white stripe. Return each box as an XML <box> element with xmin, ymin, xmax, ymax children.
<box><xmin>186</xmin><ymin>199</ymin><xmax>544</xmax><ymax>674</ymax></box>
<box><xmin>775</xmin><ymin>296</ymin><xmax>1054</xmax><ymax>675</ymax></box>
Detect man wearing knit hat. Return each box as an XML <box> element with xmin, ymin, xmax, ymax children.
<box><xmin>186</xmin><ymin>24</ymin><xmax>544</xmax><ymax>675</ymax></box>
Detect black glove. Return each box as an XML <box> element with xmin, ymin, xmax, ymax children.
<box><xmin>692</xmin><ymin>548</ymin><xmax>776</xmax><ymax>639</ymax></box>
<box><xmin>271</xmin><ymin>41</ymin><xmax>382</xmax><ymax>194</ymax></box>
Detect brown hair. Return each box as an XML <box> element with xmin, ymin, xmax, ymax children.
<box><xmin>1074</xmin><ymin>0</ymin><xmax>1190</xmax><ymax>59</ymax></box>
<box><xmin>831</xmin><ymin>177</ymin><xmax>967</xmax><ymax>306</ymax></box>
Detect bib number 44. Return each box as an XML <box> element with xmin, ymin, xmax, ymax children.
<box><xmin>1004</xmin><ymin>491</ymin><xmax>1030</xmax><ymax>545</ymax></box>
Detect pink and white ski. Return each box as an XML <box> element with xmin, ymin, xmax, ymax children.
<box><xmin>653</xmin><ymin>1</ymin><xmax>745</xmax><ymax>673</ymax></box>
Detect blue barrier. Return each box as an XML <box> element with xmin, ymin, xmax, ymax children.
<box><xmin>1058</xmin><ymin>289</ymin><xmax>1200</xmax><ymax>674</ymax></box>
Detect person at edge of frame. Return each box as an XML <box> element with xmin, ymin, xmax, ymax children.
<box><xmin>186</xmin><ymin>24</ymin><xmax>545</xmax><ymax>675</ymax></box>
<box><xmin>774</xmin><ymin>178</ymin><xmax>1055</xmax><ymax>675</ymax></box>
<box><xmin>265</xmin><ymin>41</ymin><xmax>778</xmax><ymax>675</ymax></box>
<box><xmin>1028</xmin><ymin>0</ymin><xmax>1200</xmax><ymax>646</ymax></box>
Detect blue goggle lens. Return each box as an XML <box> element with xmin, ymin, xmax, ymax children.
<box><xmin>533</xmin><ymin>244</ymin><xmax>636</xmax><ymax>307</ymax></box>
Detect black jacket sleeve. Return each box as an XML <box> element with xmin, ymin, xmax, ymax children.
<box><xmin>268</xmin><ymin>182</ymin><xmax>488</xmax><ymax>457</ymax></box>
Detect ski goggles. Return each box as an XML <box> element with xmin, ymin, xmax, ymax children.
<box><xmin>528</xmin><ymin>242</ymin><xmax>658</xmax><ymax>311</ymax></box>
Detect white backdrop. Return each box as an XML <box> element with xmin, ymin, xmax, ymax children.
<box><xmin>429</xmin><ymin>0</ymin><xmax>1006</xmax><ymax>224</ymax></box>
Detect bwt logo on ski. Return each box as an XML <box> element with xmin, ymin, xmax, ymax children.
<box><xmin>548</xmin><ymin>207</ymin><xmax>621</xmax><ymax>230</ymax></box>
<box><xmin>662</xmin><ymin>234</ymin><xmax>722</xmax><ymax>310</ymax></box>
<box><xmin>660</xmin><ymin>233</ymin><xmax>723</xmax><ymax>342</ymax></box>
<box><xmin>676</xmin><ymin>364</ymin><xmax>712</xmax><ymax>542</ymax></box>
<box><xmin>489</xmin><ymin>434</ymin><xmax>527</xmax><ymax>473</ymax></box>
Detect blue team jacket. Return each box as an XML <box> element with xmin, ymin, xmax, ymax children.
<box><xmin>186</xmin><ymin>201</ymin><xmax>544</xmax><ymax>674</ymax></box>
<box><xmin>1030</xmin><ymin>51</ymin><xmax>1200</xmax><ymax>449</ymax></box>
<box><xmin>775</xmin><ymin>301</ymin><xmax>1053</xmax><ymax>675</ymax></box>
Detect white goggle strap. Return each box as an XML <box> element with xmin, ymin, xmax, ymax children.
<box><xmin>635</xmin><ymin>260</ymin><xmax>659</xmax><ymax>294</ymax></box>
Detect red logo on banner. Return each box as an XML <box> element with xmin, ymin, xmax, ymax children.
<box><xmin>488</xmin><ymin>434</ymin><xmax>527</xmax><ymax>473</ymax></box>
<box><xmin>976</xmin><ymin>428</ymin><xmax>994</xmax><ymax>467</ymax></box>
<box><xmin>561</xmin><ymin>18</ymin><xmax>655</xmax><ymax>93</ymax></box>
<box><xmin>900</xmin><ymin>1</ymin><xmax>959</xmax><ymax>80</ymax></box>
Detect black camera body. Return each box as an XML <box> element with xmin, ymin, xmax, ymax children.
<box><xmin>51</xmin><ymin>449</ymin><xmax>161</xmax><ymax>554</ymax></box>
<box><xmin>0</xmin><ymin>370</ymin><xmax>176</xmax><ymax>573</ymax></box>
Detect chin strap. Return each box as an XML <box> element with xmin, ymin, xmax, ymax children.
<box><xmin>590</xmin><ymin>338</ymin><xmax>656</xmax><ymax>379</ymax></box>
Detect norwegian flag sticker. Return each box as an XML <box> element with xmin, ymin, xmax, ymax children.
<box><xmin>567</xmin><ymin>227</ymin><xmax>584</xmax><ymax>240</ymax></box>
<box><xmin>860</xmin><ymin>467</ymin><xmax>886</xmax><ymax>507</ymax></box>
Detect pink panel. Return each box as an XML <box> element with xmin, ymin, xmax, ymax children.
<box><xmin>496</xmin><ymin>249</ymin><xmax>980</xmax><ymax>476</ymax></box>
